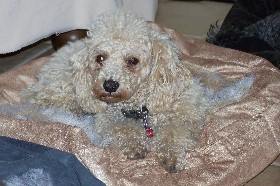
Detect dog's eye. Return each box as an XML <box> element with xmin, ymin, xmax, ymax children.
<box><xmin>126</xmin><ymin>57</ymin><xmax>139</xmax><ymax>66</ymax></box>
<box><xmin>96</xmin><ymin>54</ymin><xmax>106</xmax><ymax>64</ymax></box>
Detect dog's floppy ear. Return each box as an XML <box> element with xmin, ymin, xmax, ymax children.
<box><xmin>146</xmin><ymin>32</ymin><xmax>192</xmax><ymax>110</ymax></box>
<box><xmin>150</xmin><ymin>33</ymin><xmax>190</xmax><ymax>85</ymax></box>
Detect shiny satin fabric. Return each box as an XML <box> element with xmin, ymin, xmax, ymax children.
<box><xmin>0</xmin><ymin>24</ymin><xmax>279</xmax><ymax>186</ymax></box>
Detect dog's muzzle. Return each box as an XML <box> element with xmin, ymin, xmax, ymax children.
<box><xmin>103</xmin><ymin>79</ymin><xmax>119</xmax><ymax>93</ymax></box>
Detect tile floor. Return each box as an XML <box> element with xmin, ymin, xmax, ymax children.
<box><xmin>0</xmin><ymin>0</ymin><xmax>279</xmax><ymax>185</ymax></box>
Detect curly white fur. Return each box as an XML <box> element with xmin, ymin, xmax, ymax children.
<box><xmin>21</xmin><ymin>10</ymin><xmax>254</xmax><ymax>172</ymax></box>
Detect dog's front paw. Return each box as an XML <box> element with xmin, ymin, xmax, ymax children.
<box><xmin>112</xmin><ymin>124</ymin><xmax>147</xmax><ymax>159</ymax></box>
<box><xmin>156</xmin><ymin>146</ymin><xmax>186</xmax><ymax>173</ymax></box>
<box><xmin>158</xmin><ymin>154</ymin><xmax>178</xmax><ymax>173</ymax></box>
<box><xmin>122</xmin><ymin>141</ymin><xmax>147</xmax><ymax>159</ymax></box>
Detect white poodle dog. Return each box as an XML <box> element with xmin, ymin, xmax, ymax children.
<box><xmin>21</xmin><ymin>11</ymin><xmax>254</xmax><ymax>172</ymax></box>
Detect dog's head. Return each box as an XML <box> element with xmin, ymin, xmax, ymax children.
<box><xmin>71</xmin><ymin>11</ymin><xmax>192</xmax><ymax>113</ymax></box>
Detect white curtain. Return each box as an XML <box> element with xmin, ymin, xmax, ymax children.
<box><xmin>0</xmin><ymin>0</ymin><xmax>158</xmax><ymax>54</ymax></box>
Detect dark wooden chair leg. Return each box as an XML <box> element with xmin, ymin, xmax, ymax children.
<box><xmin>51</xmin><ymin>29</ymin><xmax>88</xmax><ymax>50</ymax></box>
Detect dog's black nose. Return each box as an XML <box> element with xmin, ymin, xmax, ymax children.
<box><xmin>103</xmin><ymin>79</ymin><xmax>119</xmax><ymax>93</ymax></box>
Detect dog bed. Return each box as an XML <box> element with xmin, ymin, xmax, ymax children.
<box><xmin>0</xmin><ymin>23</ymin><xmax>279</xmax><ymax>186</ymax></box>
